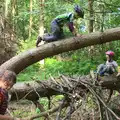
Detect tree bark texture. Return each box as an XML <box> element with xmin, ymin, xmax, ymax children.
<box><xmin>29</xmin><ymin>0</ymin><xmax>33</xmax><ymax>38</ymax></box>
<box><xmin>9</xmin><ymin>75</ymin><xmax>88</xmax><ymax>101</ymax></box>
<box><xmin>88</xmin><ymin>0</ymin><xmax>94</xmax><ymax>33</ymax></box>
<box><xmin>0</xmin><ymin>27</ymin><xmax>120</xmax><ymax>74</ymax></box>
<box><xmin>0</xmin><ymin>1</ymin><xmax>17</xmax><ymax>65</ymax></box>
<box><xmin>9</xmin><ymin>80</ymin><xmax>60</xmax><ymax>101</ymax></box>
<box><xmin>9</xmin><ymin>74</ymin><xmax>120</xmax><ymax>101</ymax></box>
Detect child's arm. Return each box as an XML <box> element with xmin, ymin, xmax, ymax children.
<box><xmin>112</xmin><ymin>61</ymin><xmax>118</xmax><ymax>72</ymax></box>
<box><xmin>68</xmin><ymin>22</ymin><xmax>78</xmax><ymax>36</ymax></box>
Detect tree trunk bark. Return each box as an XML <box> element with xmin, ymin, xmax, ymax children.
<box><xmin>88</xmin><ymin>0</ymin><xmax>94</xmax><ymax>60</ymax></box>
<box><xmin>29</xmin><ymin>0</ymin><xmax>33</xmax><ymax>38</ymax></box>
<box><xmin>0</xmin><ymin>0</ymin><xmax>17</xmax><ymax>65</ymax></box>
<box><xmin>39</xmin><ymin>0</ymin><xmax>45</xmax><ymax>65</ymax></box>
<box><xmin>0</xmin><ymin>27</ymin><xmax>120</xmax><ymax>74</ymax></box>
<box><xmin>5</xmin><ymin>0</ymin><xmax>9</xmax><ymax>18</ymax></box>
<box><xmin>88</xmin><ymin>0</ymin><xmax>94</xmax><ymax>33</ymax></box>
<box><xmin>9</xmin><ymin>80</ymin><xmax>60</xmax><ymax>101</ymax></box>
<box><xmin>9</xmin><ymin>75</ymin><xmax>120</xmax><ymax>101</ymax></box>
<box><xmin>39</xmin><ymin>0</ymin><xmax>44</xmax><ymax>37</ymax></box>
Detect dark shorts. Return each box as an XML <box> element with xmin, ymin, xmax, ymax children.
<box><xmin>43</xmin><ymin>20</ymin><xmax>64</xmax><ymax>42</ymax></box>
<box><xmin>97</xmin><ymin>64</ymin><xmax>115</xmax><ymax>76</ymax></box>
<box><xmin>51</xmin><ymin>20</ymin><xmax>63</xmax><ymax>38</ymax></box>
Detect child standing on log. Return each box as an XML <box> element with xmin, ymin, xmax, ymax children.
<box><xmin>0</xmin><ymin>70</ymin><xmax>22</xmax><ymax>120</ymax></box>
<box><xmin>97</xmin><ymin>51</ymin><xmax>118</xmax><ymax>76</ymax></box>
<box><xmin>36</xmin><ymin>5</ymin><xmax>84</xmax><ymax>47</ymax></box>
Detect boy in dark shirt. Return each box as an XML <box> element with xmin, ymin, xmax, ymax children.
<box><xmin>36</xmin><ymin>5</ymin><xmax>84</xmax><ymax>47</ymax></box>
<box><xmin>0</xmin><ymin>70</ymin><xmax>21</xmax><ymax>120</ymax></box>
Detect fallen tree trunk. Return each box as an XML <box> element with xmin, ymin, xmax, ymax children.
<box><xmin>9</xmin><ymin>75</ymin><xmax>88</xmax><ymax>101</ymax></box>
<box><xmin>9</xmin><ymin>75</ymin><xmax>120</xmax><ymax>120</ymax></box>
<box><xmin>10</xmin><ymin>80</ymin><xmax>61</xmax><ymax>101</ymax></box>
<box><xmin>9</xmin><ymin>74</ymin><xmax>120</xmax><ymax>101</ymax></box>
<box><xmin>0</xmin><ymin>27</ymin><xmax>120</xmax><ymax>74</ymax></box>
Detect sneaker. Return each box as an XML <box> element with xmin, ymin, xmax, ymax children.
<box><xmin>36</xmin><ymin>36</ymin><xmax>42</xmax><ymax>47</ymax></box>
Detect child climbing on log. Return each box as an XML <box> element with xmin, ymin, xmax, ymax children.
<box><xmin>97</xmin><ymin>50</ymin><xmax>118</xmax><ymax>76</ymax></box>
<box><xmin>0</xmin><ymin>70</ymin><xmax>22</xmax><ymax>120</ymax></box>
<box><xmin>36</xmin><ymin>5</ymin><xmax>84</xmax><ymax>47</ymax></box>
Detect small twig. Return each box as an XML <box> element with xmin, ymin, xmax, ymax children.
<box><xmin>63</xmin><ymin>97</ymin><xmax>83</xmax><ymax>120</ymax></box>
<box><xmin>61</xmin><ymin>75</ymin><xmax>73</xmax><ymax>88</ymax></box>
<box><xmin>33</xmin><ymin>101</ymin><xmax>50</xmax><ymax>120</ymax></box>
<box><xmin>105</xmin><ymin>109</ymin><xmax>110</xmax><ymax>120</ymax></box>
<box><xmin>50</xmin><ymin>75</ymin><xmax>68</xmax><ymax>91</ymax></box>
<box><xmin>6</xmin><ymin>109</ymin><xmax>13</xmax><ymax>117</ymax></box>
<box><xmin>29</xmin><ymin>101</ymin><xmax>69</xmax><ymax>120</ymax></box>
<box><xmin>63</xmin><ymin>102</ymin><xmax>74</xmax><ymax>120</ymax></box>
<box><xmin>50</xmin><ymin>75</ymin><xmax>59</xmax><ymax>85</ymax></box>
<box><xmin>22</xmin><ymin>89</ymin><xmax>34</xmax><ymax>100</ymax></box>
<box><xmin>106</xmin><ymin>89</ymin><xmax>113</xmax><ymax>103</ymax></box>
<box><xmin>82</xmin><ymin>82</ymin><xmax>120</xmax><ymax>120</ymax></box>
<box><xmin>92</xmin><ymin>109</ymin><xmax>95</xmax><ymax>120</ymax></box>
<box><xmin>38</xmin><ymin>80</ymin><xmax>71</xmax><ymax>96</ymax></box>
<box><xmin>56</xmin><ymin>97</ymin><xmax>66</xmax><ymax>120</ymax></box>
<box><xmin>48</xmin><ymin>96</ymin><xmax>51</xmax><ymax>109</ymax></box>
<box><xmin>11</xmin><ymin>88</ymin><xmax>19</xmax><ymax>101</ymax></box>
<box><xmin>99</xmin><ymin>101</ymin><xmax>104</xmax><ymax>120</ymax></box>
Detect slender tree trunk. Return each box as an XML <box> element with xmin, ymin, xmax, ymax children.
<box><xmin>12</xmin><ymin>0</ymin><xmax>16</xmax><ymax>31</ymax></box>
<box><xmin>39</xmin><ymin>0</ymin><xmax>44</xmax><ymax>38</ymax></box>
<box><xmin>5</xmin><ymin>0</ymin><xmax>9</xmax><ymax>18</ymax></box>
<box><xmin>88</xmin><ymin>0</ymin><xmax>94</xmax><ymax>33</ymax></box>
<box><xmin>88</xmin><ymin>0</ymin><xmax>94</xmax><ymax>60</ymax></box>
<box><xmin>39</xmin><ymin>0</ymin><xmax>45</xmax><ymax>65</ymax></box>
<box><xmin>0</xmin><ymin>0</ymin><xmax>17</xmax><ymax>65</ymax></box>
<box><xmin>29</xmin><ymin>0</ymin><xmax>33</xmax><ymax>38</ymax></box>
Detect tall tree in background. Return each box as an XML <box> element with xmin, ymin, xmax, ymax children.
<box><xmin>12</xmin><ymin>0</ymin><xmax>16</xmax><ymax>31</ymax></box>
<box><xmin>88</xmin><ymin>0</ymin><xmax>94</xmax><ymax>33</ymax></box>
<box><xmin>94</xmin><ymin>1</ymin><xmax>105</xmax><ymax>31</ymax></box>
<box><xmin>88</xmin><ymin>0</ymin><xmax>94</xmax><ymax>59</ymax></box>
<box><xmin>39</xmin><ymin>0</ymin><xmax>45</xmax><ymax>64</ymax></box>
<box><xmin>0</xmin><ymin>0</ymin><xmax>17</xmax><ymax>65</ymax></box>
<box><xmin>29</xmin><ymin>0</ymin><xmax>33</xmax><ymax>38</ymax></box>
<box><xmin>39</xmin><ymin>0</ymin><xmax>44</xmax><ymax>38</ymax></box>
<box><xmin>5</xmin><ymin>0</ymin><xmax>9</xmax><ymax>18</ymax></box>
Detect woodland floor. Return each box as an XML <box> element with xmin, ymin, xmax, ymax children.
<box><xmin>9</xmin><ymin>100</ymin><xmax>36</xmax><ymax>118</ymax></box>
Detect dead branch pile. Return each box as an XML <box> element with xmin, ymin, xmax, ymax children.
<box><xmin>9</xmin><ymin>74</ymin><xmax>120</xmax><ymax>120</ymax></box>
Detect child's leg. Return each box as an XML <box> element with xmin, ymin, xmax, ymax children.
<box><xmin>43</xmin><ymin>34</ymin><xmax>58</xmax><ymax>42</ymax></box>
<box><xmin>106</xmin><ymin>65</ymin><xmax>115</xmax><ymax>74</ymax></box>
<box><xmin>43</xmin><ymin>20</ymin><xmax>61</xmax><ymax>42</ymax></box>
<box><xmin>97</xmin><ymin>64</ymin><xmax>106</xmax><ymax>76</ymax></box>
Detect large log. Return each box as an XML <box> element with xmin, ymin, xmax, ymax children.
<box><xmin>9</xmin><ymin>75</ymin><xmax>120</xmax><ymax>101</ymax></box>
<box><xmin>9</xmin><ymin>75</ymin><xmax>88</xmax><ymax>101</ymax></box>
<box><xmin>99</xmin><ymin>75</ymin><xmax>120</xmax><ymax>90</ymax></box>
<box><xmin>9</xmin><ymin>80</ymin><xmax>60</xmax><ymax>101</ymax></box>
<box><xmin>0</xmin><ymin>27</ymin><xmax>120</xmax><ymax>74</ymax></box>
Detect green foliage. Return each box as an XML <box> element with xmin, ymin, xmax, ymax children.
<box><xmin>17</xmin><ymin>55</ymin><xmax>98</xmax><ymax>81</ymax></box>
<box><xmin>13</xmin><ymin>0</ymin><xmax>120</xmax><ymax>82</ymax></box>
<box><xmin>45</xmin><ymin>57</ymin><xmax>97</xmax><ymax>76</ymax></box>
<box><xmin>17</xmin><ymin>63</ymin><xmax>42</xmax><ymax>81</ymax></box>
<box><xmin>18</xmin><ymin>36</ymin><xmax>36</xmax><ymax>52</ymax></box>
